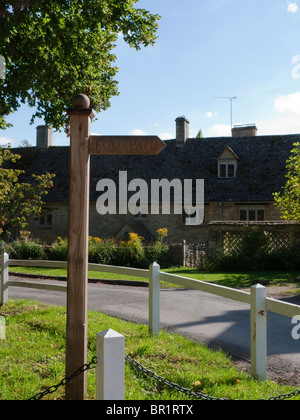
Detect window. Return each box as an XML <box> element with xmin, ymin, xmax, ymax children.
<box><xmin>39</xmin><ymin>213</ymin><xmax>53</xmax><ymax>227</ymax></box>
<box><xmin>218</xmin><ymin>161</ymin><xmax>237</xmax><ymax>178</ymax></box>
<box><xmin>239</xmin><ymin>207</ymin><xmax>265</xmax><ymax>221</ymax></box>
<box><xmin>218</xmin><ymin>146</ymin><xmax>239</xmax><ymax>179</ymax></box>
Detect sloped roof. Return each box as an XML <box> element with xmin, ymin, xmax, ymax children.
<box><xmin>10</xmin><ymin>134</ymin><xmax>300</xmax><ymax>203</ymax></box>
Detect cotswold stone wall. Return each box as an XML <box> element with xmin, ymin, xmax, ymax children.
<box><xmin>25</xmin><ymin>201</ymin><xmax>300</xmax><ymax>268</ymax></box>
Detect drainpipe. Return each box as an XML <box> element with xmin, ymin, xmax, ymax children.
<box><xmin>219</xmin><ymin>202</ymin><xmax>223</xmax><ymax>221</ymax></box>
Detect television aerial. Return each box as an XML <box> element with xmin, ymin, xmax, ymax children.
<box><xmin>214</xmin><ymin>96</ymin><xmax>237</xmax><ymax>129</ymax></box>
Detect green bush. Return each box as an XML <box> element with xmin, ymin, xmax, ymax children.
<box><xmin>88</xmin><ymin>237</ymin><xmax>118</xmax><ymax>265</ymax></box>
<box><xmin>211</xmin><ymin>227</ymin><xmax>300</xmax><ymax>271</ymax></box>
<box><xmin>2</xmin><ymin>229</ymin><xmax>170</xmax><ymax>269</ymax></box>
<box><xmin>46</xmin><ymin>236</ymin><xmax>68</xmax><ymax>261</ymax></box>
<box><xmin>5</xmin><ymin>239</ymin><xmax>46</xmax><ymax>260</ymax></box>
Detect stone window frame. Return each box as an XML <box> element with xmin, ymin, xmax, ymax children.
<box><xmin>39</xmin><ymin>212</ymin><xmax>53</xmax><ymax>228</ymax></box>
<box><xmin>239</xmin><ymin>206</ymin><xmax>265</xmax><ymax>221</ymax></box>
<box><xmin>218</xmin><ymin>159</ymin><xmax>238</xmax><ymax>179</ymax></box>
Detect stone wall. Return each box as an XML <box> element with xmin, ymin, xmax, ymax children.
<box><xmin>25</xmin><ymin>202</ymin><xmax>300</xmax><ymax>269</ymax></box>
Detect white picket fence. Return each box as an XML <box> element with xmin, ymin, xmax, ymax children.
<box><xmin>2</xmin><ymin>252</ymin><xmax>300</xmax><ymax>391</ymax></box>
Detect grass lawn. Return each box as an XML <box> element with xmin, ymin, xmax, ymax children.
<box><xmin>0</xmin><ymin>299</ymin><xmax>299</xmax><ymax>400</ymax></box>
<box><xmin>9</xmin><ymin>266</ymin><xmax>147</xmax><ymax>283</ymax></box>
<box><xmin>164</xmin><ymin>267</ymin><xmax>300</xmax><ymax>288</ymax></box>
<box><xmin>9</xmin><ymin>265</ymin><xmax>300</xmax><ymax>291</ymax></box>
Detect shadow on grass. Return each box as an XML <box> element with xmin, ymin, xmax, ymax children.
<box><xmin>164</xmin><ymin>267</ymin><xmax>300</xmax><ymax>289</ymax></box>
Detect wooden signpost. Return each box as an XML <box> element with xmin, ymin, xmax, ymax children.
<box><xmin>89</xmin><ymin>135</ymin><xmax>166</xmax><ymax>155</ymax></box>
<box><xmin>65</xmin><ymin>94</ymin><xmax>166</xmax><ymax>400</ymax></box>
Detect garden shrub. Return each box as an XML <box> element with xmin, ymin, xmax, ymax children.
<box><xmin>46</xmin><ymin>236</ymin><xmax>68</xmax><ymax>261</ymax></box>
<box><xmin>2</xmin><ymin>228</ymin><xmax>170</xmax><ymax>268</ymax></box>
<box><xmin>5</xmin><ymin>239</ymin><xmax>46</xmax><ymax>260</ymax></box>
<box><xmin>211</xmin><ymin>226</ymin><xmax>300</xmax><ymax>271</ymax></box>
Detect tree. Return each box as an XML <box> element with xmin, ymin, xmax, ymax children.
<box><xmin>0</xmin><ymin>0</ymin><xmax>160</xmax><ymax>130</ymax></box>
<box><xmin>274</xmin><ymin>142</ymin><xmax>300</xmax><ymax>221</ymax></box>
<box><xmin>18</xmin><ymin>139</ymin><xmax>32</xmax><ymax>147</ymax></box>
<box><xmin>0</xmin><ymin>145</ymin><xmax>55</xmax><ymax>237</ymax></box>
<box><xmin>196</xmin><ymin>129</ymin><xmax>203</xmax><ymax>139</ymax></box>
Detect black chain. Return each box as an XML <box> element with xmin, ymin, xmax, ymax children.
<box><xmin>267</xmin><ymin>389</ymin><xmax>300</xmax><ymax>401</ymax></box>
<box><xmin>125</xmin><ymin>354</ymin><xmax>226</xmax><ymax>400</ymax></box>
<box><xmin>28</xmin><ymin>353</ymin><xmax>300</xmax><ymax>401</ymax></box>
<box><xmin>125</xmin><ymin>355</ymin><xmax>300</xmax><ymax>401</ymax></box>
<box><xmin>28</xmin><ymin>356</ymin><xmax>98</xmax><ymax>400</ymax></box>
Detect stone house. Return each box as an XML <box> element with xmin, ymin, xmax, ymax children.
<box><xmin>10</xmin><ymin>118</ymin><xmax>300</xmax><ymax>255</ymax></box>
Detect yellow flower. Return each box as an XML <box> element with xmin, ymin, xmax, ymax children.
<box><xmin>157</xmin><ymin>228</ymin><xmax>168</xmax><ymax>241</ymax></box>
<box><xmin>128</xmin><ymin>232</ymin><xmax>144</xmax><ymax>243</ymax></box>
<box><xmin>89</xmin><ymin>236</ymin><xmax>102</xmax><ymax>243</ymax></box>
<box><xmin>19</xmin><ymin>230</ymin><xmax>31</xmax><ymax>238</ymax></box>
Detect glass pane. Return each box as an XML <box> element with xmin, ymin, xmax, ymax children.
<box><xmin>248</xmin><ymin>210</ymin><xmax>256</xmax><ymax>221</ymax></box>
<box><xmin>240</xmin><ymin>210</ymin><xmax>247</xmax><ymax>221</ymax></box>
<box><xmin>220</xmin><ymin>164</ymin><xmax>226</xmax><ymax>177</ymax></box>
<box><xmin>257</xmin><ymin>210</ymin><xmax>264</xmax><ymax>221</ymax></box>
<box><xmin>228</xmin><ymin>164</ymin><xmax>235</xmax><ymax>178</ymax></box>
<box><xmin>46</xmin><ymin>214</ymin><xmax>53</xmax><ymax>225</ymax></box>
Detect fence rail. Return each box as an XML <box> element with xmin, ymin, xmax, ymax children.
<box><xmin>1</xmin><ymin>252</ymin><xmax>300</xmax><ymax>382</ymax></box>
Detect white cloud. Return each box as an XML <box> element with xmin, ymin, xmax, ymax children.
<box><xmin>159</xmin><ymin>132</ymin><xmax>173</xmax><ymax>140</ymax></box>
<box><xmin>246</xmin><ymin>92</ymin><xmax>300</xmax><ymax>135</ymax></box>
<box><xmin>274</xmin><ymin>92</ymin><xmax>300</xmax><ymax>115</ymax></box>
<box><xmin>0</xmin><ymin>137</ymin><xmax>14</xmax><ymax>146</ymax></box>
<box><xmin>207</xmin><ymin>124</ymin><xmax>231</xmax><ymax>137</ymax></box>
<box><xmin>205</xmin><ymin>111</ymin><xmax>218</xmax><ymax>119</ymax></box>
<box><xmin>287</xmin><ymin>2</ymin><xmax>298</xmax><ymax>13</ymax></box>
<box><xmin>130</xmin><ymin>129</ymin><xmax>148</xmax><ymax>136</ymax></box>
<box><xmin>257</xmin><ymin>115</ymin><xmax>300</xmax><ymax>135</ymax></box>
<box><xmin>131</xmin><ymin>129</ymin><xmax>173</xmax><ymax>140</ymax></box>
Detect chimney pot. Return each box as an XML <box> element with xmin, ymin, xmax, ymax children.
<box><xmin>36</xmin><ymin>125</ymin><xmax>52</xmax><ymax>148</ymax></box>
<box><xmin>176</xmin><ymin>116</ymin><xmax>189</xmax><ymax>147</ymax></box>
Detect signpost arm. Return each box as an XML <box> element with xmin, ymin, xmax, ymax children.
<box><xmin>66</xmin><ymin>95</ymin><xmax>94</xmax><ymax>400</ymax></box>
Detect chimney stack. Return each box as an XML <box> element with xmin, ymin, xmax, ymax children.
<box><xmin>36</xmin><ymin>125</ymin><xmax>52</xmax><ymax>148</ymax></box>
<box><xmin>232</xmin><ymin>124</ymin><xmax>257</xmax><ymax>138</ymax></box>
<box><xmin>176</xmin><ymin>116</ymin><xmax>189</xmax><ymax>147</ymax></box>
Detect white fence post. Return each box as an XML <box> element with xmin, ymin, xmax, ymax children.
<box><xmin>96</xmin><ymin>329</ymin><xmax>125</xmax><ymax>400</ymax></box>
<box><xmin>0</xmin><ymin>253</ymin><xmax>9</xmax><ymax>305</ymax></box>
<box><xmin>149</xmin><ymin>262</ymin><xmax>160</xmax><ymax>335</ymax></box>
<box><xmin>250</xmin><ymin>284</ymin><xmax>267</xmax><ymax>381</ymax></box>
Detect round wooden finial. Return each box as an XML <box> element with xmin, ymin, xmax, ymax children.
<box><xmin>73</xmin><ymin>94</ymin><xmax>90</xmax><ymax>109</ymax></box>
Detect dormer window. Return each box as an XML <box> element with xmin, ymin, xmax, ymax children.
<box><xmin>219</xmin><ymin>161</ymin><xmax>236</xmax><ymax>178</ymax></box>
<box><xmin>218</xmin><ymin>146</ymin><xmax>239</xmax><ymax>179</ymax></box>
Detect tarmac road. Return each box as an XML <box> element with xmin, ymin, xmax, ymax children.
<box><xmin>6</xmin><ymin>276</ymin><xmax>300</xmax><ymax>383</ymax></box>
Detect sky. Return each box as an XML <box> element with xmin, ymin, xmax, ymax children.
<box><xmin>1</xmin><ymin>0</ymin><xmax>300</xmax><ymax>146</ymax></box>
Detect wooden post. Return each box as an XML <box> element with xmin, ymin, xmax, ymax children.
<box><xmin>182</xmin><ymin>240</ymin><xmax>186</xmax><ymax>266</ymax></box>
<box><xmin>96</xmin><ymin>329</ymin><xmax>125</xmax><ymax>400</ymax></box>
<box><xmin>149</xmin><ymin>262</ymin><xmax>160</xmax><ymax>335</ymax></box>
<box><xmin>0</xmin><ymin>252</ymin><xmax>9</xmax><ymax>305</ymax></box>
<box><xmin>65</xmin><ymin>94</ymin><xmax>94</xmax><ymax>400</ymax></box>
<box><xmin>250</xmin><ymin>284</ymin><xmax>267</xmax><ymax>381</ymax></box>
